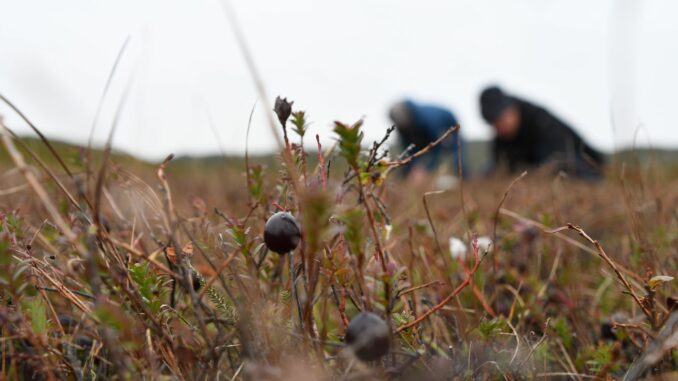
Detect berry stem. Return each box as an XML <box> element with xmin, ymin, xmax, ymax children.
<box><xmin>316</xmin><ymin>134</ymin><xmax>326</xmax><ymax>190</ymax></box>
<box><xmin>289</xmin><ymin>251</ymin><xmax>304</xmax><ymax>331</ymax></box>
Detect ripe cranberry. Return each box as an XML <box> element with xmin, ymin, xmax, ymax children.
<box><xmin>264</xmin><ymin>212</ymin><xmax>301</xmax><ymax>254</ymax></box>
<box><xmin>345</xmin><ymin>312</ymin><xmax>390</xmax><ymax>361</ymax></box>
<box><xmin>191</xmin><ymin>269</ymin><xmax>202</xmax><ymax>292</ymax></box>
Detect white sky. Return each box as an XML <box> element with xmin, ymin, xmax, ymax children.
<box><xmin>1</xmin><ymin>0</ymin><xmax>677</xmax><ymax>161</ymax></box>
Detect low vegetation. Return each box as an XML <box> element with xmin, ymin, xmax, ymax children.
<box><xmin>0</xmin><ymin>97</ymin><xmax>676</xmax><ymax>380</ymax></box>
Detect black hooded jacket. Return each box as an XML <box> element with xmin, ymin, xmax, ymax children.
<box><xmin>492</xmin><ymin>98</ymin><xmax>604</xmax><ymax>177</ymax></box>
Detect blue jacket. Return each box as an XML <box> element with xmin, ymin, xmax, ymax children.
<box><xmin>399</xmin><ymin>100</ymin><xmax>467</xmax><ymax>176</ymax></box>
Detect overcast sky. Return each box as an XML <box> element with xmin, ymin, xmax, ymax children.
<box><xmin>1</xmin><ymin>0</ymin><xmax>677</xmax><ymax>161</ymax></box>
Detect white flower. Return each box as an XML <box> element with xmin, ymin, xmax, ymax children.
<box><xmin>476</xmin><ymin>236</ymin><xmax>493</xmax><ymax>254</ymax></box>
<box><xmin>435</xmin><ymin>175</ymin><xmax>459</xmax><ymax>191</ymax></box>
<box><xmin>381</xmin><ymin>224</ymin><xmax>393</xmax><ymax>242</ymax></box>
<box><xmin>648</xmin><ymin>275</ymin><xmax>674</xmax><ymax>290</ymax></box>
<box><xmin>449</xmin><ymin>237</ymin><xmax>467</xmax><ymax>260</ymax></box>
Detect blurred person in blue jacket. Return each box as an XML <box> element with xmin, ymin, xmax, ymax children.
<box><xmin>389</xmin><ymin>99</ymin><xmax>466</xmax><ymax>181</ymax></box>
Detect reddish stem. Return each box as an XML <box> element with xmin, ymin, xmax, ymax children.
<box><xmin>339</xmin><ymin>286</ymin><xmax>349</xmax><ymax>327</ymax></box>
<box><xmin>458</xmin><ymin>257</ymin><xmax>496</xmax><ymax>317</ymax></box>
<box><xmin>396</xmin><ymin>239</ymin><xmax>482</xmax><ymax>333</ymax></box>
<box><xmin>316</xmin><ymin>134</ymin><xmax>326</xmax><ymax>190</ymax></box>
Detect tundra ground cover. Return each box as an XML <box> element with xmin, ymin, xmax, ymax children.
<box><xmin>0</xmin><ymin>98</ymin><xmax>676</xmax><ymax>380</ymax></box>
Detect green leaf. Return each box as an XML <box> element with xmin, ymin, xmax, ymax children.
<box><xmin>553</xmin><ymin>318</ymin><xmax>573</xmax><ymax>350</ymax></box>
<box><xmin>129</xmin><ymin>262</ymin><xmax>164</xmax><ymax>314</ymax></box>
<box><xmin>477</xmin><ymin>318</ymin><xmax>507</xmax><ymax>340</ymax></box>
<box><xmin>291</xmin><ymin>111</ymin><xmax>308</xmax><ymax>137</ymax></box>
<box><xmin>333</xmin><ymin>120</ymin><xmax>364</xmax><ymax>168</ymax></box>
<box><xmin>24</xmin><ymin>298</ymin><xmax>48</xmax><ymax>335</ymax></box>
<box><xmin>338</xmin><ymin>209</ymin><xmax>365</xmax><ymax>257</ymax></box>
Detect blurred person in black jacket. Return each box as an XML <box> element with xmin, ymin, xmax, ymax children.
<box><xmin>479</xmin><ymin>86</ymin><xmax>605</xmax><ymax>179</ymax></box>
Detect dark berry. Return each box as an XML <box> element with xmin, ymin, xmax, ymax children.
<box><xmin>58</xmin><ymin>315</ymin><xmax>77</xmax><ymax>333</ymax></box>
<box><xmin>667</xmin><ymin>296</ymin><xmax>678</xmax><ymax>311</ymax></box>
<box><xmin>600</xmin><ymin>321</ymin><xmax>616</xmax><ymax>341</ymax></box>
<box><xmin>74</xmin><ymin>335</ymin><xmax>93</xmax><ymax>349</ymax></box>
<box><xmin>600</xmin><ymin>312</ymin><xmax>628</xmax><ymax>341</ymax></box>
<box><xmin>74</xmin><ymin>335</ymin><xmax>94</xmax><ymax>358</ymax></box>
<box><xmin>102</xmin><ymin>217</ymin><xmax>112</xmax><ymax>233</ymax></box>
<box><xmin>263</xmin><ymin>212</ymin><xmax>301</xmax><ymax>254</ymax></box>
<box><xmin>345</xmin><ymin>312</ymin><xmax>390</xmax><ymax>361</ymax></box>
<box><xmin>191</xmin><ymin>270</ymin><xmax>203</xmax><ymax>292</ymax></box>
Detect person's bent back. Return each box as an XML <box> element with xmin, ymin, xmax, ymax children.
<box><xmin>479</xmin><ymin>86</ymin><xmax>604</xmax><ymax>179</ymax></box>
<box><xmin>389</xmin><ymin>99</ymin><xmax>466</xmax><ymax>179</ymax></box>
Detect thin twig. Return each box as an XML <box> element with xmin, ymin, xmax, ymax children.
<box><xmin>217</xmin><ymin>0</ymin><xmax>302</xmax><ymax>198</ymax></box>
<box><xmin>0</xmin><ymin>118</ymin><xmax>84</xmax><ymax>251</ymax></box>
<box><xmin>316</xmin><ymin>134</ymin><xmax>326</xmax><ymax>190</ymax></box>
<box><xmin>517</xmin><ymin>318</ymin><xmax>550</xmax><ymax>368</ymax></box>
<box><xmin>87</xmin><ymin>36</ymin><xmax>132</xmax><ymax>161</ymax></box>
<box><xmin>500</xmin><ymin>208</ymin><xmax>643</xmax><ymax>283</ymax></box>
<box><xmin>245</xmin><ymin>100</ymin><xmax>258</xmax><ymax>204</ymax></box>
<box><xmin>289</xmin><ymin>251</ymin><xmax>304</xmax><ymax>330</ymax></box>
<box><xmin>565</xmin><ymin>223</ymin><xmax>653</xmax><ymax>324</ymax></box>
<box><xmin>396</xmin><ymin>240</ymin><xmax>484</xmax><ymax>333</ymax></box>
<box><xmin>396</xmin><ymin>281</ymin><xmax>444</xmax><ymax>298</ymax></box>
<box><xmin>492</xmin><ymin>171</ymin><xmax>527</xmax><ymax>272</ymax></box>
<box><xmin>0</xmin><ymin>94</ymin><xmax>74</xmax><ymax>179</ymax></box>
<box><xmin>386</xmin><ymin>125</ymin><xmax>460</xmax><ymax>171</ymax></box>
<box><xmin>423</xmin><ymin>190</ymin><xmax>448</xmax><ymax>257</ymax></box>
